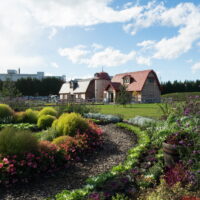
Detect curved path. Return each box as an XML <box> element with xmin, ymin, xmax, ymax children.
<box><xmin>1</xmin><ymin>124</ymin><xmax>137</xmax><ymax>200</ymax></box>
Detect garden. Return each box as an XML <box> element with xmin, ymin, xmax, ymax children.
<box><xmin>0</xmin><ymin>98</ymin><xmax>199</xmax><ymax>200</ymax></box>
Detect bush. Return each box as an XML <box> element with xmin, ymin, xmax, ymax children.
<box><xmin>52</xmin><ymin>135</ymin><xmax>75</xmax><ymax>146</ymax></box>
<box><xmin>52</xmin><ymin>113</ymin><xmax>88</xmax><ymax>136</ymax></box>
<box><xmin>0</xmin><ymin>127</ymin><xmax>38</xmax><ymax>155</ymax></box>
<box><xmin>38</xmin><ymin>107</ymin><xmax>58</xmax><ymax>118</ymax></box>
<box><xmin>0</xmin><ymin>104</ymin><xmax>14</xmax><ymax>123</ymax></box>
<box><xmin>58</xmin><ymin>103</ymin><xmax>99</xmax><ymax>116</ymax></box>
<box><xmin>84</xmin><ymin>113</ymin><xmax>122</xmax><ymax>124</ymax></box>
<box><xmin>14</xmin><ymin>111</ymin><xmax>26</xmax><ymax>123</ymax></box>
<box><xmin>38</xmin><ymin>140</ymin><xmax>58</xmax><ymax>152</ymax></box>
<box><xmin>128</xmin><ymin>116</ymin><xmax>156</xmax><ymax>128</ymax></box>
<box><xmin>35</xmin><ymin>128</ymin><xmax>59</xmax><ymax>141</ymax></box>
<box><xmin>37</xmin><ymin>115</ymin><xmax>56</xmax><ymax>129</ymax></box>
<box><xmin>24</xmin><ymin>109</ymin><xmax>38</xmax><ymax>123</ymax></box>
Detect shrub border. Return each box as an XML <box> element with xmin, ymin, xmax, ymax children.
<box><xmin>53</xmin><ymin>123</ymin><xmax>150</xmax><ymax>200</ymax></box>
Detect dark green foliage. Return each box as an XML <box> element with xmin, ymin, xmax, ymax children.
<box><xmin>0</xmin><ymin>79</ymin><xmax>21</xmax><ymax>99</ymax></box>
<box><xmin>15</xmin><ymin>77</ymin><xmax>64</xmax><ymax>96</ymax></box>
<box><xmin>161</xmin><ymin>80</ymin><xmax>200</xmax><ymax>95</ymax></box>
<box><xmin>37</xmin><ymin>115</ymin><xmax>56</xmax><ymax>129</ymax></box>
<box><xmin>116</xmin><ymin>85</ymin><xmax>132</xmax><ymax>105</ymax></box>
<box><xmin>0</xmin><ymin>127</ymin><xmax>38</xmax><ymax>155</ymax></box>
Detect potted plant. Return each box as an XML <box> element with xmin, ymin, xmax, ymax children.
<box><xmin>163</xmin><ymin>130</ymin><xmax>192</xmax><ymax>167</ymax></box>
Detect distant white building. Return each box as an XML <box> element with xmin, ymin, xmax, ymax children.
<box><xmin>0</xmin><ymin>69</ymin><xmax>66</xmax><ymax>81</ymax></box>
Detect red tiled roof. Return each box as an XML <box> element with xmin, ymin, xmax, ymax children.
<box><xmin>111</xmin><ymin>69</ymin><xmax>161</xmax><ymax>92</ymax></box>
<box><xmin>94</xmin><ymin>72</ymin><xmax>111</xmax><ymax>80</ymax></box>
<box><xmin>105</xmin><ymin>82</ymin><xmax>121</xmax><ymax>91</ymax></box>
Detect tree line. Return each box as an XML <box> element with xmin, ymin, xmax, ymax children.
<box><xmin>0</xmin><ymin>77</ymin><xmax>64</xmax><ymax>97</ymax></box>
<box><xmin>161</xmin><ymin>80</ymin><xmax>200</xmax><ymax>94</ymax></box>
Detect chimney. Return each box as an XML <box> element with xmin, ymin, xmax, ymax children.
<box><xmin>18</xmin><ymin>68</ymin><xmax>20</xmax><ymax>74</ymax></box>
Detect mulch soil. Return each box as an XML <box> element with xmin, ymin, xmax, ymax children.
<box><xmin>0</xmin><ymin>124</ymin><xmax>137</xmax><ymax>200</ymax></box>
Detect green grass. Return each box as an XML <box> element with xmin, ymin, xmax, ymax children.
<box><xmin>95</xmin><ymin>103</ymin><xmax>162</xmax><ymax>119</ymax></box>
<box><xmin>162</xmin><ymin>92</ymin><xmax>200</xmax><ymax>100</ymax></box>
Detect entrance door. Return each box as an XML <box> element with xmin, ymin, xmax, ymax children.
<box><xmin>109</xmin><ymin>92</ymin><xmax>114</xmax><ymax>102</ymax></box>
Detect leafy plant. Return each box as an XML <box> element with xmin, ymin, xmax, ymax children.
<box><xmin>52</xmin><ymin>135</ymin><xmax>75</xmax><ymax>146</ymax></box>
<box><xmin>0</xmin><ymin>127</ymin><xmax>38</xmax><ymax>155</ymax></box>
<box><xmin>37</xmin><ymin>114</ymin><xmax>56</xmax><ymax>129</ymax></box>
<box><xmin>52</xmin><ymin>113</ymin><xmax>88</xmax><ymax>136</ymax></box>
<box><xmin>35</xmin><ymin>128</ymin><xmax>59</xmax><ymax>141</ymax></box>
<box><xmin>111</xmin><ymin>193</ymin><xmax>130</xmax><ymax>200</ymax></box>
<box><xmin>0</xmin><ymin>104</ymin><xmax>14</xmax><ymax>123</ymax></box>
<box><xmin>38</xmin><ymin>107</ymin><xmax>58</xmax><ymax>118</ymax></box>
<box><xmin>24</xmin><ymin>108</ymin><xmax>38</xmax><ymax>124</ymax></box>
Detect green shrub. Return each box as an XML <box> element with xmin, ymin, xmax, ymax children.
<box><xmin>37</xmin><ymin>115</ymin><xmax>56</xmax><ymax>129</ymax></box>
<box><xmin>24</xmin><ymin>109</ymin><xmax>38</xmax><ymax>123</ymax></box>
<box><xmin>35</xmin><ymin>128</ymin><xmax>59</xmax><ymax>141</ymax></box>
<box><xmin>52</xmin><ymin>135</ymin><xmax>74</xmax><ymax>145</ymax></box>
<box><xmin>0</xmin><ymin>127</ymin><xmax>38</xmax><ymax>155</ymax></box>
<box><xmin>58</xmin><ymin>103</ymin><xmax>99</xmax><ymax>116</ymax></box>
<box><xmin>111</xmin><ymin>193</ymin><xmax>130</xmax><ymax>200</ymax></box>
<box><xmin>14</xmin><ymin>111</ymin><xmax>26</xmax><ymax>123</ymax></box>
<box><xmin>38</xmin><ymin>107</ymin><xmax>58</xmax><ymax>118</ymax></box>
<box><xmin>0</xmin><ymin>104</ymin><xmax>14</xmax><ymax>123</ymax></box>
<box><xmin>52</xmin><ymin>113</ymin><xmax>88</xmax><ymax>136</ymax></box>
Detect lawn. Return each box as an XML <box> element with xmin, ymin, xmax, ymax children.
<box><xmin>95</xmin><ymin>103</ymin><xmax>162</xmax><ymax>119</ymax></box>
<box><xmin>162</xmin><ymin>92</ymin><xmax>200</xmax><ymax>100</ymax></box>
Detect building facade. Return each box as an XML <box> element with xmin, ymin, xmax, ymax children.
<box><xmin>0</xmin><ymin>69</ymin><xmax>66</xmax><ymax>81</ymax></box>
<box><xmin>104</xmin><ymin>70</ymin><xmax>161</xmax><ymax>103</ymax></box>
<box><xmin>59</xmin><ymin>72</ymin><xmax>110</xmax><ymax>102</ymax></box>
<box><xmin>59</xmin><ymin>70</ymin><xmax>161</xmax><ymax>103</ymax></box>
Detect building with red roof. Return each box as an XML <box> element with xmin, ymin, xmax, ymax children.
<box><xmin>59</xmin><ymin>69</ymin><xmax>161</xmax><ymax>103</ymax></box>
<box><xmin>104</xmin><ymin>70</ymin><xmax>161</xmax><ymax>103</ymax></box>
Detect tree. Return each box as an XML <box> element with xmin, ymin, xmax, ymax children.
<box><xmin>0</xmin><ymin>79</ymin><xmax>21</xmax><ymax>99</ymax></box>
<box><xmin>116</xmin><ymin>85</ymin><xmax>132</xmax><ymax>106</ymax></box>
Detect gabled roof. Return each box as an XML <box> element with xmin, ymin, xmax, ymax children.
<box><xmin>94</xmin><ymin>72</ymin><xmax>111</xmax><ymax>80</ymax></box>
<box><xmin>105</xmin><ymin>82</ymin><xmax>121</xmax><ymax>91</ymax></box>
<box><xmin>111</xmin><ymin>69</ymin><xmax>161</xmax><ymax>92</ymax></box>
<box><xmin>59</xmin><ymin>79</ymin><xmax>92</xmax><ymax>94</ymax></box>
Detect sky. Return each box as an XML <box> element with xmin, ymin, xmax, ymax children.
<box><xmin>0</xmin><ymin>0</ymin><xmax>200</xmax><ymax>82</ymax></box>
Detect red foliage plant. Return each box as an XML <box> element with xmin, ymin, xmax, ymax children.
<box><xmin>181</xmin><ymin>197</ymin><xmax>200</xmax><ymax>200</ymax></box>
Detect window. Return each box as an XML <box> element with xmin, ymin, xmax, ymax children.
<box><xmin>148</xmin><ymin>78</ymin><xmax>154</xmax><ymax>83</ymax></box>
<box><xmin>123</xmin><ymin>77</ymin><xmax>130</xmax><ymax>84</ymax></box>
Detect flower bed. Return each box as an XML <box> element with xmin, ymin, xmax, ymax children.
<box><xmin>0</xmin><ymin>114</ymin><xmax>103</xmax><ymax>187</ymax></box>
<box><xmin>84</xmin><ymin>113</ymin><xmax>122</xmax><ymax>124</ymax></box>
<box><xmin>53</xmin><ymin>123</ymin><xmax>150</xmax><ymax>200</ymax></box>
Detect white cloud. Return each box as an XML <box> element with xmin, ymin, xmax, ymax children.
<box><xmin>58</xmin><ymin>45</ymin><xmax>89</xmax><ymax>63</ymax></box>
<box><xmin>51</xmin><ymin>62</ymin><xmax>59</xmax><ymax>68</ymax></box>
<box><xmin>59</xmin><ymin>45</ymin><xmax>136</xmax><ymax>68</ymax></box>
<box><xmin>124</xmin><ymin>2</ymin><xmax>200</xmax><ymax>59</ymax></box>
<box><xmin>92</xmin><ymin>43</ymin><xmax>104</xmax><ymax>50</ymax></box>
<box><xmin>83</xmin><ymin>48</ymin><xmax>136</xmax><ymax>68</ymax></box>
<box><xmin>22</xmin><ymin>0</ymin><xmax>143</xmax><ymax>27</ymax></box>
<box><xmin>136</xmin><ymin>56</ymin><xmax>151</xmax><ymax>66</ymax></box>
<box><xmin>192</xmin><ymin>62</ymin><xmax>200</xmax><ymax>73</ymax></box>
<box><xmin>48</xmin><ymin>28</ymin><xmax>57</xmax><ymax>40</ymax></box>
<box><xmin>137</xmin><ymin>40</ymin><xmax>156</xmax><ymax>49</ymax></box>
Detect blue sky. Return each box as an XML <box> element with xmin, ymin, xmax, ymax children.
<box><xmin>0</xmin><ymin>0</ymin><xmax>200</xmax><ymax>82</ymax></box>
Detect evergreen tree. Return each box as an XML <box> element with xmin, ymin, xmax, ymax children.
<box><xmin>116</xmin><ymin>85</ymin><xmax>132</xmax><ymax>106</ymax></box>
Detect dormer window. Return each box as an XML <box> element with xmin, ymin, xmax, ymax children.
<box><xmin>124</xmin><ymin>77</ymin><xmax>130</xmax><ymax>84</ymax></box>
<box><xmin>123</xmin><ymin>75</ymin><xmax>134</xmax><ymax>84</ymax></box>
<box><xmin>69</xmin><ymin>80</ymin><xmax>78</xmax><ymax>90</ymax></box>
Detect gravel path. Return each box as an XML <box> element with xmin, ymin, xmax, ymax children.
<box><xmin>0</xmin><ymin>124</ymin><xmax>137</xmax><ymax>200</ymax></box>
